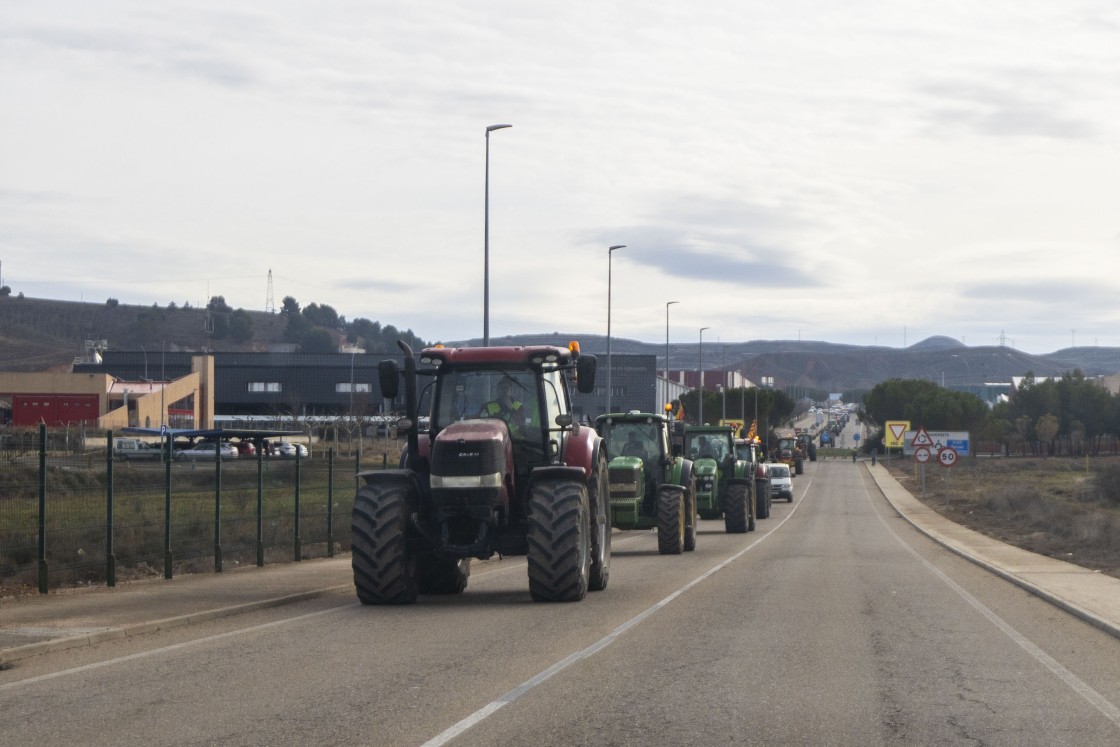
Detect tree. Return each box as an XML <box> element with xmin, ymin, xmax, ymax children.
<box><xmin>207</xmin><ymin>295</ymin><xmax>232</xmax><ymax>312</ymax></box>
<box><xmin>106</xmin><ymin>298</ymin><xmax>119</xmax><ymax>307</ymax></box>
<box><xmin>0</xmin><ymin>285</ymin><xmax>11</xmax><ymax>296</ymax></box>
<box><xmin>303</xmin><ymin>302</ymin><xmax>341</xmax><ymax>329</ymax></box>
<box><xmin>298</xmin><ymin>328</ymin><xmax>336</xmax><ymax>354</ymax></box>
<box><xmin>229</xmin><ymin>309</ymin><xmax>253</xmax><ymax>342</ymax></box>
<box><xmin>280</xmin><ymin>296</ymin><xmax>300</xmax><ymax>315</ymax></box>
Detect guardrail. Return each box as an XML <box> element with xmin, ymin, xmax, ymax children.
<box><xmin>1</xmin><ymin>425</ymin><xmax>390</xmax><ymax>594</ymax></box>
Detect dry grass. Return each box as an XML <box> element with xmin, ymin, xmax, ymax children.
<box><xmin>883</xmin><ymin>455</ymin><xmax>1120</xmax><ymax>579</ymax></box>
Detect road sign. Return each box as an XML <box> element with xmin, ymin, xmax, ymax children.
<box><xmin>853</xmin><ymin>433</ymin><xmax>860</xmax><ymax>442</ymax></box>
<box><xmin>912</xmin><ymin>427</ymin><xmax>934</xmax><ymax>447</ymax></box>
<box><xmin>938</xmin><ymin>447</ymin><xmax>958</xmax><ymax>467</ymax></box>
<box><xmin>885</xmin><ymin>421</ymin><xmax>910</xmax><ymax>448</ymax></box>
<box><xmin>914</xmin><ymin>446</ymin><xmax>931</xmax><ymax>463</ymax></box>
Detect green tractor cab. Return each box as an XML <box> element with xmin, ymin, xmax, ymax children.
<box><xmin>682</xmin><ymin>425</ymin><xmax>756</xmax><ymax>533</ymax></box>
<box><xmin>595</xmin><ymin>411</ymin><xmax>697</xmax><ymax>554</ymax></box>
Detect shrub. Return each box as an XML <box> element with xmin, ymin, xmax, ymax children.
<box><xmin>1093</xmin><ymin>464</ymin><xmax>1120</xmax><ymax>507</ymax></box>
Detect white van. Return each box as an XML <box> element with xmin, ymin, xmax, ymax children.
<box><xmin>113</xmin><ymin>438</ymin><xmax>162</xmax><ymax>461</ymax></box>
<box><xmin>766</xmin><ymin>463</ymin><xmax>793</xmax><ymax>502</ymax></box>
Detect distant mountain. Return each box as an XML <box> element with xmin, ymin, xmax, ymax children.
<box><xmin>3</xmin><ymin>296</ymin><xmax>1118</xmax><ymax>391</ymax></box>
<box><xmin>908</xmin><ymin>336</ymin><xmax>966</xmax><ymax>352</ymax></box>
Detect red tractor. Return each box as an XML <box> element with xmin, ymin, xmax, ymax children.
<box><xmin>352</xmin><ymin>341</ymin><xmax>610</xmax><ymax>604</ymax></box>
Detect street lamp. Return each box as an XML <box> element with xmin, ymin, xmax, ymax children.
<box><xmin>483</xmin><ymin>123</ymin><xmax>512</xmax><ymax>347</ymax></box>
<box><xmin>665</xmin><ymin>301</ymin><xmax>678</xmax><ymax>381</ymax></box>
<box><xmin>721</xmin><ymin>346</ymin><xmax>728</xmax><ymax>423</ymax></box>
<box><xmin>606</xmin><ymin>244</ymin><xmax>626</xmax><ymax>414</ymax></box>
<box><xmin>698</xmin><ymin>327</ymin><xmax>710</xmax><ymax>424</ymax></box>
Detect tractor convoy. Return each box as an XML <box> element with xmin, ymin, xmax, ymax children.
<box><xmin>352</xmin><ymin>340</ymin><xmax>810</xmax><ymax>605</ymax></box>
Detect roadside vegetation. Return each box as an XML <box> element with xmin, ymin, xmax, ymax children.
<box><xmin>884</xmin><ymin>456</ymin><xmax>1120</xmax><ymax>579</ymax></box>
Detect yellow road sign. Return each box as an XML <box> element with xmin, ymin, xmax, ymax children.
<box><xmin>884</xmin><ymin>420</ymin><xmax>910</xmax><ymax>448</ymax></box>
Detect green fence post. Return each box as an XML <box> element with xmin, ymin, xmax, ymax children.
<box><xmin>327</xmin><ymin>448</ymin><xmax>334</xmax><ymax>557</ymax></box>
<box><xmin>214</xmin><ymin>442</ymin><xmax>222</xmax><ymax>572</ymax></box>
<box><xmin>37</xmin><ymin>422</ymin><xmax>48</xmax><ymax>594</ymax></box>
<box><xmin>293</xmin><ymin>448</ymin><xmax>302</xmax><ymax>561</ymax></box>
<box><xmin>164</xmin><ymin>430</ymin><xmax>173</xmax><ymax>579</ymax></box>
<box><xmin>106</xmin><ymin>430</ymin><xmax>116</xmax><ymax>587</ymax></box>
<box><xmin>256</xmin><ymin>443</ymin><xmax>264</xmax><ymax>566</ymax></box>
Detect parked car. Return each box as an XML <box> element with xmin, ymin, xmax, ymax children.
<box><xmin>113</xmin><ymin>438</ymin><xmax>163</xmax><ymax>461</ymax></box>
<box><xmin>233</xmin><ymin>440</ymin><xmax>256</xmax><ymax>457</ymax></box>
<box><xmin>271</xmin><ymin>441</ymin><xmax>308</xmax><ymax>458</ymax></box>
<box><xmin>766</xmin><ymin>462</ymin><xmax>793</xmax><ymax>502</ymax></box>
<box><xmin>176</xmin><ymin>442</ymin><xmax>239</xmax><ymax>461</ymax></box>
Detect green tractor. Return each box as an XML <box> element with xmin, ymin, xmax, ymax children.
<box><xmin>595</xmin><ymin>411</ymin><xmax>697</xmax><ymax>554</ymax></box>
<box><xmin>681</xmin><ymin>425</ymin><xmax>755</xmax><ymax>533</ymax></box>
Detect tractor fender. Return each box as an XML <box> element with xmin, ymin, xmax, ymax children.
<box><xmin>528</xmin><ymin>465</ymin><xmax>589</xmax><ymax>494</ymax></box>
<box><xmin>563</xmin><ymin>425</ymin><xmax>601</xmax><ymax>478</ymax></box>
<box><xmin>357</xmin><ymin>469</ymin><xmax>425</xmax><ymax>506</ymax></box>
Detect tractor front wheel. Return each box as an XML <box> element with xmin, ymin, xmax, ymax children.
<box><xmin>587</xmin><ymin>453</ymin><xmax>611</xmax><ymax>592</ymax></box>
<box><xmin>527</xmin><ymin>479</ymin><xmax>591</xmax><ymax>602</ymax></box>
<box><xmin>351</xmin><ymin>482</ymin><xmax>419</xmax><ymax>604</ymax></box>
<box><xmin>657</xmin><ymin>486</ymin><xmax>684</xmax><ymax>555</ymax></box>
<box><xmin>723</xmin><ymin>483</ymin><xmax>749</xmax><ymax>534</ymax></box>
<box><xmin>683</xmin><ymin>477</ymin><xmax>698</xmax><ymax>552</ymax></box>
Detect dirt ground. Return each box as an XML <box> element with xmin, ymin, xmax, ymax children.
<box><xmin>880</xmin><ymin>454</ymin><xmax>1120</xmax><ymax>580</ymax></box>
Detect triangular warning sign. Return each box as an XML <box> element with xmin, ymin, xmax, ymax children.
<box><xmin>888</xmin><ymin>423</ymin><xmax>907</xmax><ymax>441</ymax></box>
<box><xmin>912</xmin><ymin>427</ymin><xmax>934</xmax><ymax>447</ymax></box>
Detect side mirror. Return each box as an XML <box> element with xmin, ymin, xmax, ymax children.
<box><xmin>576</xmin><ymin>354</ymin><xmax>597</xmax><ymax>394</ymax></box>
<box><xmin>378</xmin><ymin>360</ymin><xmax>400</xmax><ymax>399</ymax></box>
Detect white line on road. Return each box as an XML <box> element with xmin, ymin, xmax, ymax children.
<box><xmin>421</xmin><ymin>480</ymin><xmax>811</xmax><ymax>747</ymax></box>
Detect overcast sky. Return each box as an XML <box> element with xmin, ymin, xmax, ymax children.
<box><xmin>2</xmin><ymin>1</ymin><xmax>1118</xmax><ymax>355</ymax></box>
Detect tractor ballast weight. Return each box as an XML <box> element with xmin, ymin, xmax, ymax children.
<box><xmin>682</xmin><ymin>425</ymin><xmax>756</xmax><ymax>533</ymax></box>
<box><xmin>354</xmin><ymin>340</ymin><xmax>611</xmax><ymax>604</ymax></box>
<box><xmin>595</xmin><ymin>411</ymin><xmax>698</xmax><ymax>554</ymax></box>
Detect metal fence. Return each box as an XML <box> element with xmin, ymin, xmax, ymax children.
<box><xmin>0</xmin><ymin>426</ymin><xmax>389</xmax><ymax>594</ymax></box>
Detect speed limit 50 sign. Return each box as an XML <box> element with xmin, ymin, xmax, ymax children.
<box><xmin>938</xmin><ymin>446</ymin><xmax>958</xmax><ymax>468</ymax></box>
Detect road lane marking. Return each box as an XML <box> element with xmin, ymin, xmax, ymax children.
<box><xmin>864</xmin><ymin>475</ymin><xmax>1120</xmax><ymax>728</ymax></box>
<box><xmin>421</xmin><ymin>481</ymin><xmax>811</xmax><ymax>746</ymax></box>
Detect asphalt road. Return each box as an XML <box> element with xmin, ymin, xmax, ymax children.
<box><xmin>3</xmin><ymin>460</ymin><xmax>1119</xmax><ymax>746</ymax></box>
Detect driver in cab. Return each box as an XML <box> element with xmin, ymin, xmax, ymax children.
<box><xmin>480</xmin><ymin>378</ymin><xmax>533</xmax><ymax>438</ymax></box>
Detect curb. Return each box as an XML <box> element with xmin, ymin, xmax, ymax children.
<box><xmin>1</xmin><ymin>585</ymin><xmax>350</xmax><ymax>664</ymax></box>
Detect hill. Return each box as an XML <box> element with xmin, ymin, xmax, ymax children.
<box><xmin>2</xmin><ymin>296</ymin><xmax>1118</xmax><ymax>392</ymax></box>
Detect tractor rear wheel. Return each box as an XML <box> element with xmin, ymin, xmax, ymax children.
<box><xmin>657</xmin><ymin>486</ymin><xmax>684</xmax><ymax>555</ymax></box>
<box><xmin>587</xmin><ymin>453</ymin><xmax>611</xmax><ymax>591</ymax></box>
<box><xmin>683</xmin><ymin>477</ymin><xmax>698</xmax><ymax>552</ymax></box>
<box><xmin>527</xmin><ymin>478</ymin><xmax>590</xmax><ymax>602</ymax></box>
<box><xmin>723</xmin><ymin>483</ymin><xmax>749</xmax><ymax>534</ymax></box>
<box><xmin>755</xmin><ymin>480</ymin><xmax>771</xmax><ymax>519</ymax></box>
<box><xmin>351</xmin><ymin>482</ymin><xmax>419</xmax><ymax>604</ymax></box>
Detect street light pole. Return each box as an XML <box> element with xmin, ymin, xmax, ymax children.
<box><xmin>665</xmin><ymin>301</ymin><xmax>678</xmax><ymax>381</ymax></box>
<box><xmin>698</xmin><ymin>327</ymin><xmax>710</xmax><ymax>425</ymax></box>
<box><xmin>721</xmin><ymin>345</ymin><xmax>727</xmax><ymax>423</ymax></box>
<box><xmin>483</xmin><ymin>123</ymin><xmax>512</xmax><ymax>347</ymax></box>
<box><xmin>606</xmin><ymin>244</ymin><xmax>626</xmax><ymax>414</ymax></box>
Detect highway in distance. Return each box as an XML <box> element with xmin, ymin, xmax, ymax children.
<box><xmin>2</xmin><ymin>460</ymin><xmax>1119</xmax><ymax>746</ymax></box>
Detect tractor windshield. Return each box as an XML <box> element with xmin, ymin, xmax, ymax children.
<box><xmin>433</xmin><ymin>368</ymin><xmax>541</xmax><ymax>443</ymax></box>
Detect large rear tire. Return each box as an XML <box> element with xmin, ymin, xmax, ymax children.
<box><xmin>351</xmin><ymin>482</ymin><xmax>420</xmax><ymax>604</ymax></box>
<box><xmin>527</xmin><ymin>479</ymin><xmax>590</xmax><ymax>602</ymax></box>
<box><xmin>683</xmin><ymin>477</ymin><xmax>698</xmax><ymax>552</ymax></box>
<box><xmin>723</xmin><ymin>483</ymin><xmax>749</xmax><ymax>534</ymax></box>
<box><xmin>587</xmin><ymin>453</ymin><xmax>611</xmax><ymax>592</ymax></box>
<box><xmin>657</xmin><ymin>486</ymin><xmax>684</xmax><ymax>555</ymax></box>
